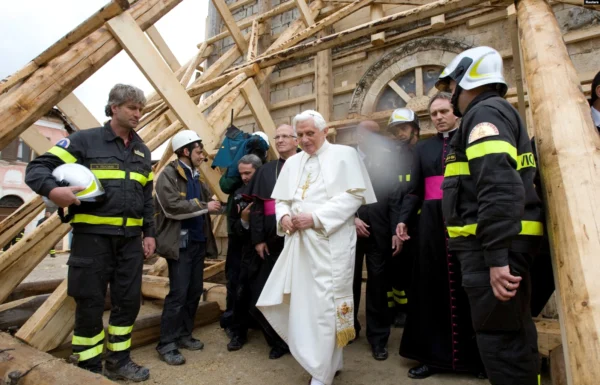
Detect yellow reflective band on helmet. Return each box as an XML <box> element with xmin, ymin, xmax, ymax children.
<box><xmin>76</xmin><ymin>344</ymin><xmax>104</xmax><ymax>361</ymax></box>
<box><xmin>76</xmin><ymin>179</ymin><xmax>98</xmax><ymax>198</ymax></box>
<box><xmin>48</xmin><ymin>146</ymin><xmax>77</xmax><ymax>164</ymax></box>
<box><xmin>466</xmin><ymin>140</ymin><xmax>517</xmax><ymax>162</ymax></box>
<box><xmin>71</xmin><ymin>214</ymin><xmax>143</xmax><ymax>227</ymax></box>
<box><xmin>107</xmin><ymin>338</ymin><xmax>131</xmax><ymax>352</ymax></box>
<box><xmin>108</xmin><ymin>324</ymin><xmax>133</xmax><ymax>336</ymax></box>
<box><xmin>517</xmin><ymin>152</ymin><xmax>536</xmax><ymax>171</ymax></box>
<box><xmin>130</xmin><ymin>172</ymin><xmax>149</xmax><ymax>186</ymax></box>
<box><xmin>468</xmin><ymin>55</ymin><xmax>490</xmax><ymax>80</ymax></box>
<box><xmin>448</xmin><ymin>221</ymin><xmax>543</xmax><ymax>238</ymax></box>
<box><xmin>445</xmin><ymin>162</ymin><xmax>470</xmax><ymax>177</ymax></box>
<box><xmin>72</xmin><ymin>330</ymin><xmax>105</xmax><ymax>346</ymax></box>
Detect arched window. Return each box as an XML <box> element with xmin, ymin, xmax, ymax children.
<box><xmin>375</xmin><ymin>66</ymin><xmax>444</xmax><ymax>112</ymax></box>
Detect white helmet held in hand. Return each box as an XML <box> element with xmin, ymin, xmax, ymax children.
<box><xmin>436</xmin><ymin>46</ymin><xmax>507</xmax><ymax>97</ymax></box>
<box><xmin>52</xmin><ymin>163</ymin><xmax>105</xmax><ymax>202</ymax></box>
<box><xmin>252</xmin><ymin>131</ymin><xmax>269</xmax><ymax>148</ymax></box>
<box><xmin>172</xmin><ymin>130</ymin><xmax>202</xmax><ymax>152</ymax></box>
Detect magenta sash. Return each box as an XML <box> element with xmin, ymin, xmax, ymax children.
<box><xmin>264</xmin><ymin>199</ymin><xmax>276</xmax><ymax>216</ymax></box>
<box><xmin>424</xmin><ymin>176</ymin><xmax>444</xmax><ymax>200</ymax></box>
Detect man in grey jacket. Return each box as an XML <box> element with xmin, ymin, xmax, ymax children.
<box><xmin>154</xmin><ymin>130</ymin><xmax>222</xmax><ymax>365</ymax></box>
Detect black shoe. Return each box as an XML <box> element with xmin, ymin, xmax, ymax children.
<box><xmin>224</xmin><ymin>327</ymin><xmax>234</xmax><ymax>339</ymax></box>
<box><xmin>269</xmin><ymin>346</ymin><xmax>289</xmax><ymax>359</ymax></box>
<box><xmin>227</xmin><ymin>335</ymin><xmax>246</xmax><ymax>351</ymax></box>
<box><xmin>408</xmin><ymin>364</ymin><xmax>437</xmax><ymax>379</ymax></box>
<box><xmin>371</xmin><ymin>345</ymin><xmax>388</xmax><ymax>361</ymax></box>
<box><xmin>159</xmin><ymin>349</ymin><xmax>186</xmax><ymax>366</ymax></box>
<box><xmin>393</xmin><ymin>312</ymin><xmax>407</xmax><ymax>328</ymax></box>
<box><xmin>178</xmin><ymin>336</ymin><xmax>204</xmax><ymax>351</ymax></box>
<box><xmin>105</xmin><ymin>359</ymin><xmax>150</xmax><ymax>382</ymax></box>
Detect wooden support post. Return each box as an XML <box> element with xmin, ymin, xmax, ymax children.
<box><xmin>15</xmin><ymin>280</ymin><xmax>76</xmax><ymax>352</ymax></box>
<box><xmin>431</xmin><ymin>13</ymin><xmax>446</xmax><ymax>29</ymax></box>
<box><xmin>316</xmin><ymin>30</ymin><xmax>334</xmax><ymax>122</ymax></box>
<box><xmin>146</xmin><ymin>25</ymin><xmax>181</xmax><ymax>71</ymax></box>
<box><xmin>213</xmin><ymin>0</ymin><xmax>249</xmax><ymax>54</ymax></box>
<box><xmin>0</xmin><ymin>0</ymin><xmax>182</xmax><ymax>151</ymax></box>
<box><xmin>180</xmin><ymin>42</ymin><xmax>212</xmax><ymax>88</ymax></box>
<box><xmin>295</xmin><ymin>0</ymin><xmax>316</xmax><ymax>26</ymax></box>
<box><xmin>370</xmin><ymin>4</ymin><xmax>385</xmax><ymax>45</ymax></box>
<box><xmin>0</xmin><ymin>294</ymin><xmax>51</xmax><ymax>330</ymax></box>
<box><xmin>517</xmin><ymin>1</ymin><xmax>600</xmax><ymax>384</ymax></box>
<box><xmin>247</xmin><ymin>20</ymin><xmax>260</xmax><ymax>62</ymax></box>
<box><xmin>6</xmin><ymin>279</ymin><xmax>64</xmax><ymax>303</ymax></box>
<box><xmin>551</xmin><ymin>345</ymin><xmax>568</xmax><ymax>385</ymax></box>
<box><xmin>141</xmin><ymin>276</ymin><xmax>226</xmax><ymax>311</ymax></box>
<box><xmin>56</xmin><ymin>93</ymin><xmax>101</xmax><ymax>130</ymax></box>
<box><xmin>240</xmin><ymin>79</ymin><xmax>279</xmax><ymax>159</ymax></box>
<box><xmin>0</xmin><ymin>332</ymin><xmax>116</xmax><ymax>385</ymax></box>
<box><xmin>507</xmin><ymin>4</ymin><xmax>527</xmax><ymax>125</ymax></box>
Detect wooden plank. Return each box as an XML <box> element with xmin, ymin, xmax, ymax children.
<box><xmin>0</xmin><ymin>294</ymin><xmax>50</xmax><ymax>330</ymax></box>
<box><xmin>507</xmin><ymin>4</ymin><xmax>527</xmax><ymax>124</ymax></box>
<box><xmin>15</xmin><ymin>280</ymin><xmax>75</xmax><ymax>352</ymax></box>
<box><xmin>535</xmin><ymin>317</ymin><xmax>562</xmax><ymax>357</ymax></box>
<box><xmin>324</xmin><ymin>0</ymin><xmax>431</xmax><ymax>4</ymax></box>
<box><xmin>230</xmin><ymin>0</ymin><xmax>256</xmax><ymax>12</ymax></box>
<box><xmin>187</xmin><ymin>63</ymin><xmax>258</xmax><ymax>100</ymax></box>
<box><xmin>316</xmin><ymin>30</ymin><xmax>334</xmax><ymax>121</ymax></box>
<box><xmin>203</xmin><ymin>260</ymin><xmax>226</xmax><ymax>280</ymax></box>
<box><xmin>239</xmin><ymin>78</ymin><xmax>280</xmax><ymax>158</ymax></box>
<box><xmin>0</xmin><ymin>196</ymin><xmax>44</xmax><ymax>243</ymax></box>
<box><xmin>106</xmin><ymin>12</ymin><xmax>218</xmax><ymax>150</ymax></box>
<box><xmin>213</xmin><ymin>0</ymin><xmax>249</xmax><ymax>54</ymax></box>
<box><xmin>431</xmin><ymin>13</ymin><xmax>445</xmax><ymax>29</ymax></box>
<box><xmin>0</xmin><ymin>332</ymin><xmax>117</xmax><ymax>385</ymax></box>
<box><xmin>0</xmin><ymin>205</ymin><xmax>43</xmax><ymax>251</ymax></box>
<box><xmin>551</xmin><ymin>345</ymin><xmax>568</xmax><ymax>385</ymax></box>
<box><xmin>146</xmin><ymin>25</ymin><xmax>181</xmax><ymax>71</ymax></box>
<box><xmin>295</xmin><ymin>0</ymin><xmax>316</xmax><ymax>26</ymax></box>
<box><xmin>0</xmin><ymin>0</ymin><xmax>130</xmax><ymax>95</ymax></box>
<box><xmin>198</xmin><ymin>72</ymin><xmax>250</xmax><ymax>113</ymax></box>
<box><xmin>180</xmin><ymin>42</ymin><xmax>211</xmax><ymax>88</ymax></box>
<box><xmin>370</xmin><ymin>4</ymin><xmax>385</xmax><ymax>45</ymax></box>
<box><xmin>518</xmin><ymin>1</ymin><xmax>600</xmax><ymax>384</ymax></box>
<box><xmin>142</xmin><ymin>276</ymin><xmax>226</xmax><ymax>311</ymax></box>
<box><xmin>271</xmin><ymin>67</ymin><xmax>314</xmax><ymax>85</ymax></box>
<box><xmin>56</xmin><ymin>93</ymin><xmax>101</xmax><ymax>130</ymax></box>
<box><xmin>388</xmin><ymin>80</ymin><xmax>412</xmax><ymax>103</ymax></box>
<box><xmin>19</xmin><ymin>126</ymin><xmax>53</xmax><ymax>155</ymax></box>
<box><xmin>467</xmin><ymin>7</ymin><xmax>508</xmax><ymax>28</ymax></box>
<box><xmin>0</xmin><ymin>0</ymin><xmax>183</xmax><ymax>151</ymax></box>
<box><xmin>6</xmin><ymin>279</ymin><xmax>64</xmax><ymax>303</ymax></box>
<box><xmin>247</xmin><ymin>20</ymin><xmax>260</xmax><ymax>62</ymax></box>
<box><xmin>146</xmin><ymin>256</ymin><xmax>168</xmax><ymax>276</ymax></box>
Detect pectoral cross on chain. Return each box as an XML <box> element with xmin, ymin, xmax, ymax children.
<box><xmin>301</xmin><ymin>172</ymin><xmax>312</xmax><ymax>200</ymax></box>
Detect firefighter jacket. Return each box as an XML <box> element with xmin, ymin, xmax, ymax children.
<box><xmin>25</xmin><ymin>122</ymin><xmax>155</xmax><ymax>238</ymax></box>
<box><xmin>442</xmin><ymin>91</ymin><xmax>544</xmax><ymax>267</ymax></box>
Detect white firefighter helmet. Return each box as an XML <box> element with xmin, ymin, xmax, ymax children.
<box><xmin>436</xmin><ymin>46</ymin><xmax>507</xmax><ymax>97</ymax></box>
<box><xmin>52</xmin><ymin>163</ymin><xmax>105</xmax><ymax>202</ymax></box>
<box><xmin>252</xmin><ymin>131</ymin><xmax>269</xmax><ymax>148</ymax></box>
<box><xmin>388</xmin><ymin>108</ymin><xmax>420</xmax><ymax>131</ymax></box>
<box><xmin>172</xmin><ymin>130</ymin><xmax>202</xmax><ymax>152</ymax></box>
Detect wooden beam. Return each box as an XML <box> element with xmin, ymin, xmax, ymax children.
<box><xmin>198</xmin><ymin>73</ymin><xmax>250</xmax><ymax>113</ymax></box>
<box><xmin>430</xmin><ymin>13</ymin><xmax>446</xmax><ymax>29</ymax></box>
<box><xmin>0</xmin><ymin>332</ymin><xmax>117</xmax><ymax>385</ymax></box>
<box><xmin>56</xmin><ymin>93</ymin><xmax>101</xmax><ymax>130</ymax></box>
<box><xmin>0</xmin><ymin>294</ymin><xmax>50</xmax><ymax>330</ymax></box>
<box><xmin>324</xmin><ymin>0</ymin><xmax>431</xmax><ymax>4</ymax></box>
<box><xmin>535</xmin><ymin>317</ymin><xmax>562</xmax><ymax>357</ymax></box>
<box><xmin>388</xmin><ymin>80</ymin><xmax>412</xmax><ymax>103</ymax></box>
<box><xmin>316</xmin><ymin>30</ymin><xmax>334</xmax><ymax>122</ymax></box>
<box><xmin>146</xmin><ymin>25</ymin><xmax>181</xmax><ymax>71</ymax></box>
<box><xmin>0</xmin><ymin>196</ymin><xmax>44</xmax><ymax>246</ymax></box>
<box><xmin>20</xmin><ymin>126</ymin><xmax>53</xmax><ymax>155</ymax></box>
<box><xmin>551</xmin><ymin>345</ymin><xmax>568</xmax><ymax>385</ymax></box>
<box><xmin>180</xmin><ymin>42</ymin><xmax>212</xmax><ymax>88</ymax></box>
<box><xmin>142</xmin><ymin>276</ymin><xmax>226</xmax><ymax>311</ymax></box>
<box><xmin>230</xmin><ymin>0</ymin><xmax>256</xmax><ymax>12</ymax></box>
<box><xmin>203</xmin><ymin>260</ymin><xmax>226</xmax><ymax>280</ymax></box>
<box><xmin>15</xmin><ymin>280</ymin><xmax>75</xmax><ymax>352</ymax></box>
<box><xmin>213</xmin><ymin>0</ymin><xmax>249</xmax><ymax>54</ymax></box>
<box><xmin>0</xmin><ymin>0</ymin><xmax>183</xmax><ymax>151</ymax></box>
<box><xmin>517</xmin><ymin>1</ymin><xmax>600</xmax><ymax>384</ymax></box>
<box><xmin>146</xmin><ymin>257</ymin><xmax>168</xmax><ymax>276</ymax></box>
<box><xmin>6</xmin><ymin>279</ymin><xmax>63</xmax><ymax>303</ymax></box>
<box><xmin>106</xmin><ymin>12</ymin><xmax>218</xmax><ymax>149</ymax></box>
<box><xmin>370</xmin><ymin>4</ymin><xmax>386</xmax><ymax>45</ymax></box>
<box><xmin>467</xmin><ymin>7</ymin><xmax>508</xmax><ymax>28</ymax></box>
<box><xmin>507</xmin><ymin>4</ymin><xmax>527</xmax><ymax>124</ymax></box>
<box><xmin>0</xmin><ymin>0</ymin><xmax>130</xmax><ymax>95</ymax></box>
<box><xmin>295</xmin><ymin>0</ymin><xmax>316</xmax><ymax>26</ymax></box>
<box><xmin>247</xmin><ymin>20</ymin><xmax>260</xmax><ymax>62</ymax></box>
<box><xmin>239</xmin><ymin>79</ymin><xmax>280</xmax><ymax>158</ymax></box>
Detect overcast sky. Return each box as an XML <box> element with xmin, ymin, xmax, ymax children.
<box><xmin>0</xmin><ymin>0</ymin><xmax>209</xmax><ymax>158</ymax></box>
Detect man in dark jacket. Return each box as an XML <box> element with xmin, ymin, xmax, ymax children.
<box><xmin>154</xmin><ymin>130</ymin><xmax>222</xmax><ymax>365</ymax></box>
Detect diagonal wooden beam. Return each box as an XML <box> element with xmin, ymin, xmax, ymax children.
<box><xmin>180</xmin><ymin>42</ymin><xmax>212</xmax><ymax>88</ymax></box>
<box><xmin>146</xmin><ymin>25</ymin><xmax>181</xmax><ymax>71</ymax></box>
<box><xmin>57</xmin><ymin>93</ymin><xmax>101</xmax><ymax>130</ymax></box>
<box><xmin>295</xmin><ymin>0</ymin><xmax>316</xmax><ymax>26</ymax></box>
<box><xmin>239</xmin><ymin>79</ymin><xmax>279</xmax><ymax>159</ymax></box>
<box><xmin>388</xmin><ymin>80</ymin><xmax>412</xmax><ymax>103</ymax></box>
<box><xmin>247</xmin><ymin>20</ymin><xmax>260</xmax><ymax>62</ymax></box>
<box><xmin>213</xmin><ymin>0</ymin><xmax>249</xmax><ymax>54</ymax></box>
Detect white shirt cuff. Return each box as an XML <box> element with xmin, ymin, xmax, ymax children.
<box><xmin>241</xmin><ymin>219</ymin><xmax>249</xmax><ymax>229</ymax></box>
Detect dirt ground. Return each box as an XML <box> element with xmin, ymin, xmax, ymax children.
<box><xmin>23</xmin><ymin>253</ymin><xmax>550</xmax><ymax>385</ymax></box>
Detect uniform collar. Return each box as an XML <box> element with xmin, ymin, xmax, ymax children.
<box><xmin>462</xmin><ymin>90</ymin><xmax>501</xmax><ymax>117</ymax></box>
<box><xmin>103</xmin><ymin>120</ymin><xmax>142</xmax><ymax>144</ymax></box>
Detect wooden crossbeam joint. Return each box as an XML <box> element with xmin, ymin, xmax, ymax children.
<box><xmin>213</xmin><ymin>0</ymin><xmax>249</xmax><ymax>54</ymax></box>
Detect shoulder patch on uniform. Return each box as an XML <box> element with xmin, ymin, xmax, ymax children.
<box><xmin>445</xmin><ymin>153</ymin><xmax>456</xmax><ymax>163</ymax></box>
<box><xmin>134</xmin><ymin>149</ymin><xmax>145</xmax><ymax>158</ymax></box>
<box><xmin>468</xmin><ymin>122</ymin><xmax>499</xmax><ymax>144</ymax></box>
<box><xmin>56</xmin><ymin>138</ymin><xmax>70</xmax><ymax>149</ymax></box>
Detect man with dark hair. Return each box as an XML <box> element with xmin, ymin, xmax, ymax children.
<box><xmin>590</xmin><ymin>70</ymin><xmax>600</xmax><ymax>131</ymax></box>
<box><xmin>436</xmin><ymin>46</ymin><xmax>544</xmax><ymax>385</ymax></box>
<box><xmin>154</xmin><ymin>130</ymin><xmax>222</xmax><ymax>365</ymax></box>
<box><xmin>396</xmin><ymin>92</ymin><xmax>484</xmax><ymax>379</ymax></box>
<box><xmin>25</xmin><ymin>84</ymin><xmax>154</xmax><ymax>381</ymax></box>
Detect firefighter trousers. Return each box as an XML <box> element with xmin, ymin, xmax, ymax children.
<box><xmin>457</xmin><ymin>250</ymin><xmax>539</xmax><ymax>385</ymax></box>
<box><xmin>67</xmin><ymin>233</ymin><xmax>143</xmax><ymax>372</ymax></box>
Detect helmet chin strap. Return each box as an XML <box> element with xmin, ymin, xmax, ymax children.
<box><xmin>451</xmin><ymin>86</ymin><xmax>463</xmax><ymax>118</ymax></box>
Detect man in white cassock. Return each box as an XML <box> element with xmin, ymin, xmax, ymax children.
<box><xmin>256</xmin><ymin>110</ymin><xmax>376</xmax><ymax>385</ymax></box>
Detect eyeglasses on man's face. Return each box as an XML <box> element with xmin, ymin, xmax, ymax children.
<box><xmin>274</xmin><ymin>135</ymin><xmax>297</xmax><ymax>140</ymax></box>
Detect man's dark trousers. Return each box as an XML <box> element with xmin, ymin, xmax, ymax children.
<box><xmin>157</xmin><ymin>240</ymin><xmax>205</xmax><ymax>354</ymax></box>
<box><xmin>459</xmin><ymin>250</ymin><xmax>539</xmax><ymax>385</ymax></box>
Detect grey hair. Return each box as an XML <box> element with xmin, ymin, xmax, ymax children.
<box><xmin>238</xmin><ymin>154</ymin><xmax>262</xmax><ymax>169</ymax></box>
<box><xmin>427</xmin><ymin>92</ymin><xmax>453</xmax><ymax>112</ymax></box>
<box><xmin>292</xmin><ymin>110</ymin><xmax>327</xmax><ymax>133</ymax></box>
<box><xmin>105</xmin><ymin>84</ymin><xmax>147</xmax><ymax>117</ymax></box>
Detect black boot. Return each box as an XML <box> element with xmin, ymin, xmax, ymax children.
<box><xmin>408</xmin><ymin>364</ymin><xmax>437</xmax><ymax>379</ymax></box>
<box><xmin>227</xmin><ymin>335</ymin><xmax>247</xmax><ymax>351</ymax></box>
<box><xmin>159</xmin><ymin>349</ymin><xmax>186</xmax><ymax>366</ymax></box>
<box><xmin>178</xmin><ymin>336</ymin><xmax>204</xmax><ymax>351</ymax></box>
<box><xmin>371</xmin><ymin>345</ymin><xmax>388</xmax><ymax>361</ymax></box>
<box><xmin>105</xmin><ymin>359</ymin><xmax>150</xmax><ymax>382</ymax></box>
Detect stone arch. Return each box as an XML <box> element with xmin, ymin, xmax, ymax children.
<box><xmin>349</xmin><ymin>37</ymin><xmax>472</xmax><ymax>117</ymax></box>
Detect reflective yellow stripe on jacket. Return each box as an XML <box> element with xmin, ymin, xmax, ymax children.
<box><xmin>447</xmin><ymin>221</ymin><xmax>543</xmax><ymax>238</ymax></box>
<box><xmin>71</xmin><ymin>214</ymin><xmax>143</xmax><ymax>227</ymax></box>
<box><xmin>48</xmin><ymin>146</ymin><xmax>77</xmax><ymax>164</ymax></box>
<box><xmin>465</xmin><ymin>141</ymin><xmax>536</xmax><ymax>171</ymax></box>
<box><xmin>92</xmin><ymin>170</ymin><xmax>153</xmax><ymax>187</ymax></box>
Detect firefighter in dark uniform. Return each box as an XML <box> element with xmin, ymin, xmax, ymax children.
<box><xmin>25</xmin><ymin>84</ymin><xmax>155</xmax><ymax>382</ymax></box>
<box><xmin>436</xmin><ymin>47</ymin><xmax>544</xmax><ymax>385</ymax></box>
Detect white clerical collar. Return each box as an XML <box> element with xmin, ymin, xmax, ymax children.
<box><xmin>592</xmin><ymin>106</ymin><xmax>600</xmax><ymax>128</ymax></box>
<box><xmin>441</xmin><ymin>127</ymin><xmax>458</xmax><ymax>138</ymax></box>
<box><xmin>179</xmin><ymin>159</ymin><xmax>199</xmax><ymax>178</ymax></box>
<box><xmin>314</xmin><ymin>139</ymin><xmax>330</xmax><ymax>156</ymax></box>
